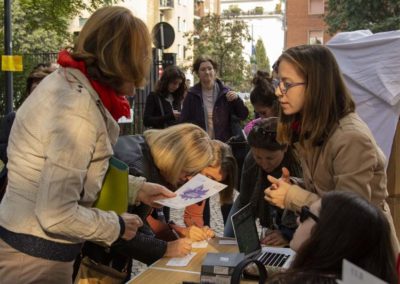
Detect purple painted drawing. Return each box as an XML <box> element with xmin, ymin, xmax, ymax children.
<box><xmin>180</xmin><ymin>184</ymin><xmax>208</xmax><ymax>200</ymax></box>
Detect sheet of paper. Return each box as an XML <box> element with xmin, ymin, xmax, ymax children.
<box><xmin>341</xmin><ymin>259</ymin><xmax>387</xmax><ymax>284</ymax></box>
<box><xmin>192</xmin><ymin>240</ymin><xmax>208</xmax><ymax>248</ymax></box>
<box><xmin>166</xmin><ymin>252</ymin><xmax>197</xmax><ymax>267</ymax></box>
<box><xmin>219</xmin><ymin>239</ymin><xmax>237</xmax><ymax>245</ymax></box>
<box><xmin>155</xmin><ymin>174</ymin><xmax>227</xmax><ymax>209</ymax></box>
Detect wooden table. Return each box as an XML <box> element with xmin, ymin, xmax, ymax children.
<box><xmin>128</xmin><ymin>237</ymin><xmax>254</xmax><ymax>284</ymax></box>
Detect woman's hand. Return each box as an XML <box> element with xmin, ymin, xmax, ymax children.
<box><xmin>202</xmin><ymin>226</ymin><xmax>215</xmax><ymax>239</ymax></box>
<box><xmin>226</xmin><ymin>91</ymin><xmax>239</xmax><ymax>102</ymax></box>
<box><xmin>281</xmin><ymin>167</ymin><xmax>291</xmax><ymax>184</ymax></box>
<box><xmin>183</xmin><ymin>225</ymin><xmax>209</xmax><ymax>241</ymax></box>
<box><xmin>264</xmin><ymin>175</ymin><xmax>291</xmax><ymax>209</ymax></box>
<box><xmin>260</xmin><ymin>230</ymin><xmax>288</xmax><ymax>246</ymax></box>
<box><xmin>138</xmin><ymin>182</ymin><xmax>176</xmax><ymax>208</ymax></box>
<box><xmin>165</xmin><ymin>238</ymin><xmax>192</xmax><ymax>257</ymax></box>
<box><xmin>120</xmin><ymin>213</ymin><xmax>143</xmax><ymax>240</ymax></box>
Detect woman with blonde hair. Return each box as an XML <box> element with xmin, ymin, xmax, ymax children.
<box><xmin>0</xmin><ymin>6</ymin><xmax>174</xmax><ymax>283</ymax></box>
<box><xmin>264</xmin><ymin>44</ymin><xmax>399</xmax><ymax>255</ymax></box>
<box><xmin>103</xmin><ymin>123</ymin><xmax>214</xmax><ymax>268</ymax></box>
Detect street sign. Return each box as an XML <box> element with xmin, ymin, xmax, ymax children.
<box><xmin>152</xmin><ymin>22</ymin><xmax>175</xmax><ymax>49</ymax></box>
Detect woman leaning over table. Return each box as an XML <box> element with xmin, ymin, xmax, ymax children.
<box><xmin>0</xmin><ymin>7</ymin><xmax>174</xmax><ymax>283</ymax></box>
<box><xmin>108</xmin><ymin>124</ymin><xmax>215</xmax><ymax>266</ymax></box>
<box><xmin>264</xmin><ymin>44</ymin><xmax>399</xmax><ymax>255</ymax></box>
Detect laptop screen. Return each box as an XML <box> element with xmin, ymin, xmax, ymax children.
<box><xmin>231</xmin><ymin>202</ymin><xmax>261</xmax><ymax>256</ymax></box>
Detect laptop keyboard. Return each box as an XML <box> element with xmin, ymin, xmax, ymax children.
<box><xmin>258</xmin><ymin>252</ymin><xmax>290</xmax><ymax>267</ymax></box>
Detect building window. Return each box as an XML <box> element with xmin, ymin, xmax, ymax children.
<box><xmin>178</xmin><ymin>17</ymin><xmax>181</xmax><ymax>32</ymax></box>
<box><xmin>309</xmin><ymin>0</ymin><xmax>324</xmax><ymax>15</ymax></box>
<box><xmin>183</xmin><ymin>19</ymin><xmax>186</xmax><ymax>32</ymax></box>
<box><xmin>309</xmin><ymin>30</ymin><xmax>324</xmax><ymax>44</ymax></box>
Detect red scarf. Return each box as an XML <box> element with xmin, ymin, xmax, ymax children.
<box><xmin>57</xmin><ymin>50</ymin><xmax>130</xmax><ymax>121</ymax></box>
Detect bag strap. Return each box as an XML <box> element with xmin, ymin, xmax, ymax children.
<box><xmin>157</xmin><ymin>95</ymin><xmax>165</xmax><ymax>116</ymax></box>
<box><xmin>230</xmin><ymin>258</ymin><xmax>268</xmax><ymax>284</ymax></box>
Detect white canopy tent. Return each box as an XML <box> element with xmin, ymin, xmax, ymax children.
<box><xmin>327</xmin><ymin>30</ymin><xmax>400</xmax><ymax>166</ymax></box>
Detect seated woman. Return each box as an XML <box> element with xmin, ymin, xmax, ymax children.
<box><xmin>224</xmin><ymin>117</ymin><xmax>302</xmax><ymax>246</ymax></box>
<box><xmin>267</xmin><ymin>191</ymin><xmax>398</xmax><ymax>283</ymax></box>
<box><xmin>183</xmin><ymin>140</ymin><xmax>238</xmax><ymax>228</ymax></box>
<box><xmin>108</xmin><ymin>123</ymin><xmax>214</xmax><ymax>266</ymax></box>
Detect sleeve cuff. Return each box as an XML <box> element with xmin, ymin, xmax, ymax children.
<box><xmin>284</xmin><ymin>184</ymin><xmax>320</xmax><ymax>212</ymax></box>
<box><xmin>128</xmin><ymin>175</ymin><xmax>146</xmax><ymax>205</ymax></box>
<box><xmin>118</xmin><ymin>215</ymin><xmax>125</xmax><ymax>237</ymax></box>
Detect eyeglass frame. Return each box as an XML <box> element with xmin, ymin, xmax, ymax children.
<box><xmin>298</xmin><ymin>206</ymin><xmax>319</xmax><ymax>223</ymax></box>
<box><xmin>272</xmin><ymin>78</ymin><xmax>306</xmax><ymax>95</ymax></box>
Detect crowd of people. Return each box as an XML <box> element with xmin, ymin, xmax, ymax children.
<box><xmin>0</xmin><ymin>5</ymin><xmax>398</xmax><ymax>284</ymax></box>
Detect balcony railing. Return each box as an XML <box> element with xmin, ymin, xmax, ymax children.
<box><xmin>160</xmin><ymin>0</ymin><xmax>174</xmax><ymax>10</ymax></box>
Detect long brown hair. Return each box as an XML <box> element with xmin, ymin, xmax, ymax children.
<box><xmin>276</xmin><ymin>45</ymin><xmax>355</xmax><ymax>146</ymax></box>
<box><xmin>155</xmin><ymin>65</ymin><xmax>187</xmax><ymax>105</ymax></box>
<box><xmin>289</xmin><ymin>191</ymin><xmax>397</xmax><ymax>283</ymax></box>
<box><xmin>72</xmin><ymin>6</ymin><xmax>152</xmax><ymax>91</ymax></box>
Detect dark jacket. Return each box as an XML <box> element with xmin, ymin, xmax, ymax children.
<box><xmin>180</xmin><ymin>79</ymin><xmax>248</xmax><ymax>142</ymax></box>
<box><xmin>143</xmin><ymin>92</ymin><xmax>181</xmax><ymax>129</ymax></box>
<box><xmin>238</xmin><ymin>151</ymin><xmax>302</xmax><ymax>241</ymax></box>
<box><xmin>0</xmin><ymin>111</ymin><xmax>16</xmax><ymax>164</ymax></box>
<box><xmin>0</xmin><ymin>112</ymin><xmax>16</xmax><ymax>201</ymax></box>
<box><xmin>111</xmin><ymin>135</ymin><xmax>170</xmax><ymax>265</ymax></box>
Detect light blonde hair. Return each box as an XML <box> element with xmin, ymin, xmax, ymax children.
<box><xmin>72</xmin><ymin>6</ymin><xmax>152</xmax><ymax>91</ymax></box>
<box><xmin>209</xmin><ymin>140</ymin><xmax>237</xmax><ymax>204</ymax></box>
<box><xmin>144</xmin><ymin>124</ymin><xmax>213</xmax><ymax>186</ymax></box>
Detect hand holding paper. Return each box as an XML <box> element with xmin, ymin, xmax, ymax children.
<box><xmin>155</xmin><ymin>174</ymin><xmax>227</xmax><ymax>209</ymax></box>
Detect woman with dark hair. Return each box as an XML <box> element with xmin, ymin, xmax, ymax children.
<box><xmin>224</xmin><ymin>118</ymin><xmax>302</xmax><ymax>243</ymax></box>
<box><xmin>268</xmin><ymin>191</ymin><xmax>398</xmax><ymax>284</ymax></box>
<box><xmin>264</xmin><ymin>44</ymin><xmax>399</xmax><ymax>254</ymax></box>
<box><xmin>244</xmin><ymin>71</ymin><xmax>279</xmax><ymax>137</ymax></box>
<box><xmin>250</xmin><ymin>70</ymin><xmax>279</xmax><ymax>119</ymax></box>
<box><xmin>143</xmin><ymin>65</ymin><xmax>187</xmax><ymax>129</ymax></box>
<box><xmin>181</xmin><ymin>55</ymin><xmax>248</xmax><ymax>226</ymax></box>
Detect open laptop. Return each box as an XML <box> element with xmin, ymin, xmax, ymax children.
<box><xmin>231</xmin><ymin>202</ymin><xmax>296</xmax><ymax>271</ymax></box>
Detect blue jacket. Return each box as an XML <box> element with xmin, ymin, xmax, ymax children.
<box><xmin>180</xmin><ymin>79</ymin><xmax>249</xmax><ymax>142</ymax></box>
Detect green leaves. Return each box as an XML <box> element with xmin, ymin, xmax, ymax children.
<box><xmin>184</xmin><ymin>14</ymin><xmax>252</xmax><ymax>91</ymax></box>
<box><xmin>325</xmin><ymin>0</ymin><xmax>400</xmax><ymax>34</ymax></box>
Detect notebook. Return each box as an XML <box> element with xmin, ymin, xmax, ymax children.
<box><xmin>94</xmin><ymin>156</ymin><xmax>129</xmax><ymax>215</ymax></box>
<box><xmin>231</xmin><ymin>202</ymin><xmax>295</xmax><ymax>270</ymax></box>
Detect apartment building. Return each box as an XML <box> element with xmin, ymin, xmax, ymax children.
<box><xmin>195</xmin><ymin>0</ymin><xmax>221</xmax><ymax>17</ymax></box>
<box><xmin>70</xmin><ymin>1</ymin><xmax>194</xmax><ymax>74</ymax></box>
<box><xmin>220</xmin><ymin>0</ymin><xmax>284</xmax><ymax>66</ymax></box>
<box><xmin>285</xmin><ymin>0</ymin><xmax>332</xmax><ymax>48</ymax></box>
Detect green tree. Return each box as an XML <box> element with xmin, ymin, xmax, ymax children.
<box><xmin>254</xmin><ymin>39</ymin><xmax>270</xmax><ymax>72</ymax></box>
<box><xmin>0</xmin><ymin>0</ymin><xmax>119</xmax><ymax>114</ymax></box>
<box><xmin>184</xmin><ymin>14</ymin><xmax>252</xmax><ymax>92</ymax></box>
<box><xmin>325</xmin><ymin>0</ymin><xmax>400</xmax><ymax>34</ymax></box>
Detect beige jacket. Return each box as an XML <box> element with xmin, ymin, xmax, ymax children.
<box><xmin>285</xmin><ymin>113</ymin><xmax>399</xmax><ymax>252</ymax></box>
<box><xmin>0</xmin><ymin>68</ymin><xmax>141</xmax><ymax>247</ymax></box>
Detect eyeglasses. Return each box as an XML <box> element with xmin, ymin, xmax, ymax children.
<box><xmin>272</xmin><ymin>78</ymin><xmax>306</xmax><ymax>95</ymax></box>
<box><xmin>298</xmin><ymin>206</ymin><xmax>319</xmax><ymax>223</ymax></box>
